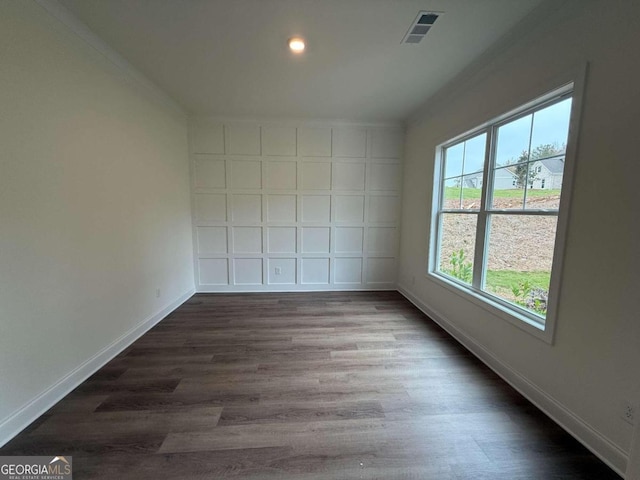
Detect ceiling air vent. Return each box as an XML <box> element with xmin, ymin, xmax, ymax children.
<box><xmin>402</xmin><ymin>11</ymin><xmax>442</xmax><ymax>45</ymax></box>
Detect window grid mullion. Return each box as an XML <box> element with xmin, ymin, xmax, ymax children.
<box><xmin>434</xmin><ymin>154</ymin><xmax>448</xmax><ymax>274</ymax></box>
<box><xmin>434</xmin><ymin>211</ymin><xmax>443</xmax><ymax>275</ymax></box>
<box><xmin>459</xmin><ymin>143</ymin><xmax>466</xmax><ymax>208</ymax></box>
<box><xmin>522</xmin><ymin>110</ymin><xmax>535</xmax><ymax>208</ymax></box>
<box><xmin>471</xmin><ymin>127</ymin><xmax>493</xmax><ymax>290</ymax></box>
<box><xmin>442</xmin><ymin>209</ymin><xmax>559</xmax><ymax>216</ymax></box>
<box><xmin>485</xmin><ymin>209</ymin><xmax>559</xmax><ymax>216</ymax></box>
<box><xmin>440</xmin><ymin>209</ymin><xmax>479</xmax><ymax>214</ymax></box>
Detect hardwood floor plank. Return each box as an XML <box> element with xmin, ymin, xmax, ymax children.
<box><xmin>212</xmin><ymin>351</ymin><xmax>331</xmax><ymax>364</ymax></box>
<box><xmin>33</xmin><ymin>407</ymin><xmax>223</xmax><ymax>436</ymax></box>
<box><xmin>125</xmin><ymin>345</ymin><xmax>247</xmax><ymax>356</ymax></box>
<box><xmin>218</xmin><ymin>401</ymin><xmax>385</xmax><ymax>426</ymax></box>
<box><xmin>0</xmin><ymin>432</ymin><xmax>165</xmax><ymax>456</ymax></box>
<box><xmin>72</xmin><ymin>378</ymin><xmax>181</xmax><ymax>394</ymax></box>
<box><xmin>159</xmin><ymin>418</ymin><xmax>388</xmax><ymax>454</ymax></box>
<box><xmin>72</xmin><ymin>447</ymin><xmax>295</xmax><ymax>480</ymax></box>
<box><xmin>107</xmin><ymin>354</ymin><xmax>214</xmax><ymax>367</ymax></box>
<box><xmin>174</xmin><ymin>375</ymin><xmax>321</xmax><ymax>394</ymax></box>
<box><xmin>95</xmin><ymin>391</ymin><xmax>260</xmax><ymax>412</ymax></box>
<box><xmin>118</xmin><ymin>363</ymin><xmax>259</xmax><ymax>380</ymax></box>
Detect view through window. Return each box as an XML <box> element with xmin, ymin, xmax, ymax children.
<box><xmin>433</xmin><ymin>88</ymin><xmax>573</xmax><ymax>325</ymax></box>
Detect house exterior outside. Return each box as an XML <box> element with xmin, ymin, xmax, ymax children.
<box><xmin>461</xmin><ymin>155</ymin><xmax>565</xmax><ymax>192</ymax></box>
<box><xmin>531</xmin><ymin>156</ymin><xmax>565</xmax><ymax>190</ymax></box>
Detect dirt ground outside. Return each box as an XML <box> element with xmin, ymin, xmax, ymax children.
<box><xmin>440</xmin><ymin>195</ymin><xmax>559</xmax><ymax>268</ymax></box>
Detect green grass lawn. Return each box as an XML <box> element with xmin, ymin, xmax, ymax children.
<box><xmin>485</xmin><ymin>270</ymin><xmax>550</xmax><ymax>316</ymax></box>
<box><xmin>442</xmin><ymin>268</ymin><xmax>550</xmax><ymax>291</ymax></box>
<box><xmin>485</xmin><ymin>270</ymin><xmax>550</xmax><ymax>291</ymax></box>
<box><xmin>441</xmin><ymin>267</ymin><xmax>550</xmax><ymax>315</ymax></box>
<box><xmin>444</xmin><ymin>187</ymin><xmax>560</xmax><ymax>200</ymax></box>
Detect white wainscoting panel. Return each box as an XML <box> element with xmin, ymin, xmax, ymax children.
<box><xmin>191</xmin><ymin>120</ymin><xmax>225</xmax><ymax>154</ymax></box>
<box><xmin>302</xmin><ymin>195</ymin><xmax>331</xmax><ymax>223</ymax></box>
<box><xmin>262</xmin><ymin>126</ymin><xmax>297</xmax><ymax>156</ymax></box>
<box><xmin>190</xmin><ymin>120</ymin><xmax>403</xmax><ymax>291</ymax></box>
<box><xmin>195</xmin><ymin>194</ymin><xmax>227</xmax><ymax>222</ymax></box>
<box><xmin>267</xmin><ymin>227</ymin><xmax>296</xmax><ymax>254</ymax></box>
<box><xmin>194</xmin><ymin>156</ymin><xmax>226</xmax><ymax>189</ymax></box>
<box><xmin>197</xmin><ymin>226</ymin><xmax>227</xmax><ymax>254</ymax></box>
<box><xmin>298</xmin><ymin>127</ymin><xmax>332</xmax><ymax>157</ymax></box>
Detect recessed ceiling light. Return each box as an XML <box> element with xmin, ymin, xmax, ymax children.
<box><xmin>288</xmin><ymin>37</ymin><xmax>305</xmax><ymax>53</ymax></box>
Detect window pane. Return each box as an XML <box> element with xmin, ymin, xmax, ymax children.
<box><xmin>484</xmin><ymin>214</ymin><xmax>558</xmax><ymax>317</ymax></box>
<box><xmin>525</xmin><ymin>159</ymin><xmax>564</xmax><ymax>210</ymax></box>
<box><xmin>530</xmin><ymin>98</ymin><xmax>572</xmax><ymax>158</ymax></box>
<box><xmin>443</xmin><ymin>177</ymin><xmax>461</xmax><ymax>209</ymax></box>
<box><xmin>524</xmin><ymin>98</ymin><xmax>570</xmax><ymax>210</ymax></box>
<box><xmin>438</xmin><ymin>213</ymin><xmax>477</xmax><ymax>285</ymax></box>
<box><xmin>461</xmin><ymin>174</ymin><xmax>482</xmax><ymax>210</ymax></box>
<box><xmin>462</xmin><ymin>133</ymin><xmax>487</xmax><ymax>175</ymax></box>
<box><xmin>444</xmin><ymin>143</ymin><xmax>464</xmax><ymax>178</ymax></box>
<box><xmin>495</xmin><ymin>114</ymin><xmax>532</xmax><ymax>167</ymax></box>
<box><xmin>491</xmin><ymin>165</ymin><xmax>524</xmax><ymax>209</ymax></box>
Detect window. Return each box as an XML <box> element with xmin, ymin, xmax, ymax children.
<box><xmin>431</xmin><ymin>85</ymin><xmax>575</xmax><ymax>331</ymax></box>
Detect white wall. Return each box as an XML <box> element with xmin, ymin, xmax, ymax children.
<box><xmin>398</xmin><ymin>0</ymin><xmax>640</xmax><ymax>475</ymax></box>
<box><xmin>0</xmin><ymin>1</ymin><xmax>194</xmax><ymax>444</ymax></box>
<box><xmin>190</xmin><ymin>120</ymin><xmax>403</xmax><ymax>291</ymax></box>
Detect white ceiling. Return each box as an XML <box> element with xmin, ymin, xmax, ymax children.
<box><xmin>59</xmin><ymin>0</ymin><xmax>548</xmax><ymax>121</ymax></box>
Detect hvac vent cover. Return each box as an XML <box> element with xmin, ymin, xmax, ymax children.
<box><xmin>402</xmin><ymin>11</ymin><xmax>442</xmax><ymax>44</ymax></box>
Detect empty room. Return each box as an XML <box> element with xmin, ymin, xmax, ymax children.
<box><xmin>1</xmin><ymin>0</ymin><xmax>639</xmax><ymax>478</ymax></box>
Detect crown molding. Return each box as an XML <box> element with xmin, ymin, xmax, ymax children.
<box><xmin>35</xmin><ymin>0</ymin><xmax>186</xmax><ymax>118</ymax></box>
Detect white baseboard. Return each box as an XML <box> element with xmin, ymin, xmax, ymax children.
<box><xmin>196</xmin><ymin>285</ymin><xmax>397</xmax><ymax>293</ymax></box>
<box><xmin>0</xmin><ymin>288</ymin><xmax>195</xmax><ymax>448</ymax></box>
<box><xmin>397</xmin><ymin>284</ymin><xmax>628</xmax><ymax>478</ymax></box>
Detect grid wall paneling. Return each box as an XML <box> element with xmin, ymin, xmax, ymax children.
<box><xmin>190</xmin><ymin>121</ymin><xmax>403</xmax><ymax>291</ymax></box>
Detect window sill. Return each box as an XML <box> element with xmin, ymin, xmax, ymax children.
<box><xmin>426</xmin><ymin>271</ymin><xmax>554</xmax><ymax>344</ymax></box>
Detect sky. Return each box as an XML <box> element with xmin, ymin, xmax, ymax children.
<box><xmin>444</xmin><ymin>97</ymin><xmax>572</xmax><ymax>179</ymax></box>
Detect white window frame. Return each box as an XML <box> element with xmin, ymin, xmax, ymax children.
<box><xmin>427</xmin><ymin>70</ymin><xmax>586</xmax><ymax>344</ymax></box>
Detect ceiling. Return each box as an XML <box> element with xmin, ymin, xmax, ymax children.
<box><xmin>59</xmin><ymin>0</ymin><xmax>548</xmax><ymax>121</ymax></box>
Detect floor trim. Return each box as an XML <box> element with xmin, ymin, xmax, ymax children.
<box><xmin>196</xmin><ymin>286</ymin><xmax>397</xmax><ymax>293</ymax></box>
<box><xmin>0</xmin><ymin>288</ymin><xmax>195</xmax><ymax>448</ymax></box>
<box><xmin>397</xmin><ymin>284</ymin><xmax>628</xmax><ymax>478</ymax></box>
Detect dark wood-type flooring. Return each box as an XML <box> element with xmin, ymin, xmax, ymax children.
<box><xmin>1</xmin><ymin>292</ymin><xmax>621</xmax><ymax>479</ymax></box>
